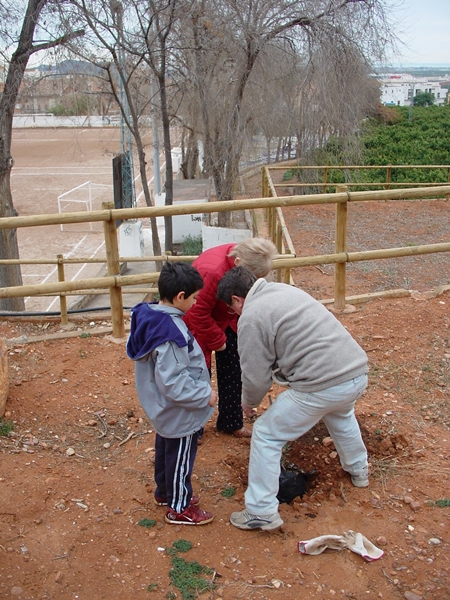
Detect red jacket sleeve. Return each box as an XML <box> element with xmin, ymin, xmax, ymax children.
<box><xmin>184</xmin><ymin>270</ymin><xmax>228</xmax><ymax>357</ymax></box>
<box><xmin>183</xmin><ymin>244</ymin><xmax>238</xmax><ymax>368</ymax></box>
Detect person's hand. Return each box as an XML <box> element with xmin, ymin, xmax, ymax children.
<box><xmin>215</xmin><ymin>343</ymin><xmax>226</xmax><ymax>352</ymax></box>
<box><xmin>208</xmin><ymin>390</ymin><xmax>218</xmax><ymax>407</ymax></box>
<box><xmin>242</xmin><ymin>403</ymin><xmax>256</xmax><ymax>417</ymax></box>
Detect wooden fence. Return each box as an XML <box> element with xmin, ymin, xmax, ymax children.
<box><xmin>262</xmin><ymin>166</ymin><xmax>450</xmax><ymax>310</ymax></box>
<box><xmin>267</xmin><ymin>164</ymin><xmax>450</xmax><ymax>195</ymax></box>
<box><xmin>1</xmin><ymin>181</ymin><xmax>450</xmax><ymax>338</ymax></box>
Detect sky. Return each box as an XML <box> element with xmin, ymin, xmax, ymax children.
<box><xmin>11</xmin><ymin>0</ymin><xmax>450</xmax><ymax>70</ymax></box>
<box><xmin>389</xmin><ymin>0</ymin><xmax>450</xmax><ymax>66</ymax></box>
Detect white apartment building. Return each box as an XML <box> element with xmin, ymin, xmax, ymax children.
<box><xmin>380</xmin><ymin>74</ymin><xmax>447</xmax><ymax>106</ymax></box>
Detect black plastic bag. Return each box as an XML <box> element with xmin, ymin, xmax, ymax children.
<box><xmin>277</xmin><ymin>468</ymin><xmax>317</xmax><ymax>504</ymax></box>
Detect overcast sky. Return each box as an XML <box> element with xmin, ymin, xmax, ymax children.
<box><xmin>390</xmin><ymin>0</ymin><xmax>450</xmax><ymax>66</ymax></box>
<box><xmin>21</xmin><ymin>0</ymin><xmax>450</xmax><ymax>69</ymax></box>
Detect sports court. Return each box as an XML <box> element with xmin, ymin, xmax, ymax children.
<box><xmin>10</xmin><ymin>127</ymin><xmax>157</xmax><ymax>313</ymax></box>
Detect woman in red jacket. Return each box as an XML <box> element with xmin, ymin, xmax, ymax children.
<box><xmin>183</xmin><ymin>238</ymin><xmax>277</xmax><ymax>437</ymax></box>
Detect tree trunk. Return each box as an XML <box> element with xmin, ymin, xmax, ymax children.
<box><xmin>158</xmin><ymin>74</ymin><xmax>174</xmax><ymax>254</ymax></box>
<box><xmin>0</xmin><ymin>1</ymin><xmax>47</xmax><ymax>310</ymax></box>
<box><xmin>0</xmin><ymin>90</ymin><xmax>24</xmax><ymax>311</ymax></box>
<box><xmin>134</xmin><ymin>137</ymin><xmax>161</xmax><ymax>259</ymax></box>
<box><xmin>105</xmin><ymin>64</ymin><xmax>162</xmax><ymax>260</ymax></box>
<box><xmin>0</xmin><ymin>0</ymin><xmax>84</xmax><ymax>310</ymax></box>
<box><xmin>180</xmin><ymin>128</ymin><xmax>199</xmax><ymax>179</ymax></box>
<box><xmin>275</xmin><ymin>136</ymin><xmax>282</xmax><ymax>163</ymax></box>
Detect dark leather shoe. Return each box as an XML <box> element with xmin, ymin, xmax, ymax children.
<box><xmin>232</xmin><ymin>426</ymin><xmax>252</xmax><ymax>438</ymax></box>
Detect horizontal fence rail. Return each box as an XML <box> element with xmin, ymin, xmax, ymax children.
<box><xmin>0</xmin><ymin>255</ymin><xmax>199</xmax><ymax>266</ymax></box>
<box><xmin>268</xmin><ymin>164</ymin><xmax>450</xmax><ymax>169</ymax></box>
<box><xmin>273</xmin><ymin>182</ymin><xmax>450</xmax><ymax>188</ymax></box>
<box><xmin>272</xmin><ymin>242</ymin><xmax>450</xmax><ymax>269</ymax></box>
<box><xmin>270</xmin><ymin>164</ymin><xmax>450</xmax><ymax>197</ymax></box>
<box><xmin>2</xmin><ymin>185</ymin><xmax>450</xmax><ymax>231</ymax></box>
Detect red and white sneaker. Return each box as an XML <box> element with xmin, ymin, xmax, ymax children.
<box><xmin>154</xmin><ymin>494</ymin><xmax>200</xmax><ymax>507</ymax></box>
<box><xmin>165</xmin><ymin>505</ymin><xmax>214</xmax><ymax>526</ymax></box>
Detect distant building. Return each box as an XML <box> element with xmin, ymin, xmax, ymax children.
<box><xmin>379</xmin><ymin>74</ymin><xmax>448</xmax><ymax>107</ymax></box>
<box><xmin>15</xmin><ymin>65</ymin><xmax>116</xmax><ymax>116</ymax></box>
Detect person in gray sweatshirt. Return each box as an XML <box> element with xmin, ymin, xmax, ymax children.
<box><xmin>217</xmin><ymin>266</ymin><xmax>369</xmax><ymax>531</ymax></box>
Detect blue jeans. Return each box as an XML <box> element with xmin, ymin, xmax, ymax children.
<box><xmin>245</xmin><ymin>374</ymin><xmax>368</xmax><ymax>515</ymax></box>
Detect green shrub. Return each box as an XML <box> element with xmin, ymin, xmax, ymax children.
<box><xmin>166</xmin><ymin>539</ymin><xmax>214</xmax><ymax>600</ymax></box>
<box><xmin>220</xmin><ymin>485</ymin><xmax>236</xmax><ymax>498</ymax></box>
<box><xmin>180</xmin><ymin>235</ymin><xmax>202</xmax><ymax>259</ymax></box>
<box><xmin>0</xmin><ymin>420</ymin><xmax>14</xmax><ymax>436</ymax></box>
<box><xmin>282</xmin><ymin>169</ymin><xmax>294</xmax><ymax>181</ymax></box>
<box><xmin>307</xmin><ymin>105</ymin><xmax>450</xmax><ymax>188</ymax></box>
<box><xmin>138</xmin><ymin>518</ymin><xmax>156</xmax><ymax>529</ymax></box>
<box><xmin>435</xmin><ymin>498</ymin><xmax>450</xmax><ymax>507</ymax></box>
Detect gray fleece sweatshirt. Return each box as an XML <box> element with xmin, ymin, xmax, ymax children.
<box><xmin>238</xmin><ymin>279</ymin><xmax>368</xmax><ymax>407</ymax></box>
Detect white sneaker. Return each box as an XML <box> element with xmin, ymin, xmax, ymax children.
<box><xmin>230</xmin><ymin>509</ymin><xmax>283</xmax><ymax>530</ymax></box>
<box><xmin>351</xmin><ymin>474</ymin><xmax>369</xmax><ymax>488</ymax></box>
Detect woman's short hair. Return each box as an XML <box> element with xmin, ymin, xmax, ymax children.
<box><xmin>228</xmin><ymin>238</ymin><xmax>277</xmax><ymax>278</ymax></box>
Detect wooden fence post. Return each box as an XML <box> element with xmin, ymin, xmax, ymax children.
<box><xmin>57</xmin><ymin>254</ymin><xmax>68</xmax><ymax>325</ymax></box>
<box><xmin>103</xmin><ymin>201</ymin><xmax>125</xmax><ymax>338</ymax></box>
<box><xmin>276</xmin><ymin>223</ymin><xmax>283</xmax><ymax>282</ymax></box>
<box><xmin>447</xmin><ymin>167</ymin><xmax>450</xmax><ymax>201</ymax></box>
<box><xmin>334</xmin><ymin>185</ymin><xmax>348</xmax><ymax>310</ymax></box>
<box><xmin>322</xmin><ymin>167</ymin><xmax>328</xmax><ymax>194</ymax></box>
<box><xmin>283</xmin><ymin>266</ymin><xmax>291</xmax><ymax>284</ymax></box>
<box><xmin>262</xmin><ymin>167</ymin><xmax>269</xmax><ymax>223</ymax></box>
<box><xmin>386</xmin><ymin>165</ymin><xmax>392</xmax><ymax>190</ymax></box>
<box><xmin>272</xmin><ymin>207</ymin><xmax>277</xmax><ymax>244</ymax></box>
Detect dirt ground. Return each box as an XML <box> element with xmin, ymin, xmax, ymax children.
<box><xmin>1</xmin><ymin>150</ymin><xmax>450</xmax><ymax>600</ymax></box>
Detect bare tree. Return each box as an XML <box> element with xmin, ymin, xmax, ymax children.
<box><xmin>65</xmin><ymin>0</ymin><xmax>188</xmax><ymax>253</ymax></box>
<box><xmin>60</xmin><ymin>0</ymin><xmax>164</xmax><ymax>256</ymax></box>
<box><xmin>144</xmin><ymin>0</ymin><xmax>178</xmax><ymax>253</ymax></box>
<box><xmin>293</xmin><ymin>40</ymin><xmax>381</xmax><ymax>167</ymax></box>
<box><xmin>178</xmin><ymin>0</ymin><xmax>396</xmax><ymax>225</ymax></box>
<box><xmin>245</xmin><ymin>44</ymin><xmax>301</xmax><ymax>164</ymax></box>
<box><xmin>0</xmin><ymin>0</ymin><xmax>83</xmax><ymax>310</ymax></box>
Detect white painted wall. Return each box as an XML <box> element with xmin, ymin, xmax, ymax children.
<box><xmin>172</xmin><ymin>200</ymin><xmax>204</xmax><ymax>244</ymax></box>
<box><xmin>119</xmin><ymin>221</ymin><xmax>144</xmax><ymax>257</ymax></box>
<box><xmin>202</xmin><ymin>225</ymin><xmax>252</xmax><ymax>250</ymax></box>
<box><xmin>153</xmin><ymin>197</ymin><xmax>205</xmax><ymax>244</ymax></box>
<box><xmin>171</xmin><ymin>147</ymin><xmax>182</xmax><ymax>173</ymax></box>
<box><xmin>12</xmin><ymin>115</ymin><xmax>115</xmax><ymax>128</ymax></box>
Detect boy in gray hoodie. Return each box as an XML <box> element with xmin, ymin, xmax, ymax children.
<box><xmin>127</xmin><ymin>262</ymin><xmax>216</xmax><ymax>525</ymax></box>
<box><xmin>217</xmin><ymin>266</ymin><xmax>369</xmax><ymax>531</ymax></box>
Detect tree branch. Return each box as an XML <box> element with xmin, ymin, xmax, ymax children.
<box><xmin>29</xmin><ymin>29</ymin><xmax>85</xmax><ymax>56</ymax></box>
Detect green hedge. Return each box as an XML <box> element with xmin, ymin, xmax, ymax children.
<box><xmin>293</xmin><ymin>106</ymin><xmax>450</xmax><ymax>188</ymax></box>
<box><xmin>361</xmin><ymin>106</ymin><xmax>450</xmax><ymax>180</ymax></box>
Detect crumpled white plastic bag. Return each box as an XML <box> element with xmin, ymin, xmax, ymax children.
<box><xmin>298</xmin><ymin>530</ymin><xmax>384</xmax><ymax>562</ymax></box>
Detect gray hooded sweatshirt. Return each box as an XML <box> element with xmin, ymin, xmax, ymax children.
<box><xmin>238</xmin><ymin>279</ymin><xmax>368</xmax><ymax>408</ymax></box>
<box><xmin>127</xmin><ymin>303</ymin><xmax>214</xmax><ymax>438</ymax></box>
